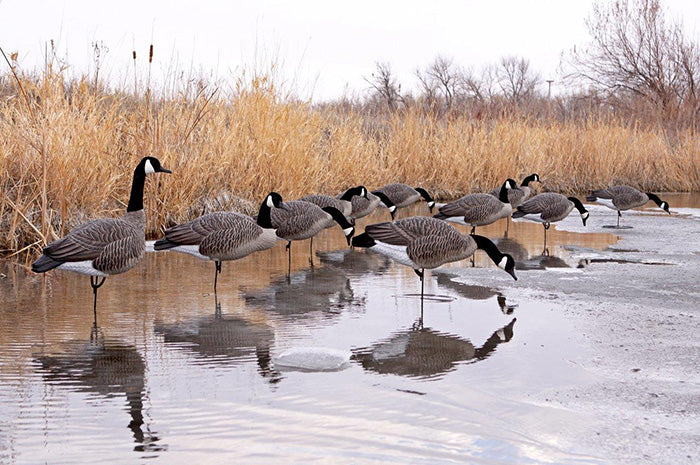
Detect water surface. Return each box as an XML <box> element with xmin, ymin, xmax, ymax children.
<box><xmin>3</xmin><ymin>196</ymin><xmax>691</xmax><ymax>464</ymax></box>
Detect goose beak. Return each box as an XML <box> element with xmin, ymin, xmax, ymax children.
<box><xmin>507</xmin><ymin>268</ymin><xmax>518</xmax><ymax>281</ymax></box>
<box><xmin>159</xmin><ymin>167</ymin><xmax>172</xmax><ymax>174</ymax></box>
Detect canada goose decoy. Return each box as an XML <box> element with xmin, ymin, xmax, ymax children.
<box><xmin>300</xmin><ymin>186</ymin><xmax>369</xmax><ymax>221</ymax></box>
<box><xmin>488</xmin><ymin>173</ymin><xmax>540</xmax><ymax>208</ymax></box>
<box><xmin>512</xmin><ymin>193</ymin><xmax>589</xmax><ymax>249</ymax></box>
<box><xmin>153</xmin><ymin>192</ymin><xmax>285</xmax><ymax>292</ymax></box>
<box><xmin>352</xmin><ymin>216</ymin><xmax>516</xmax><ymax>320</ymax></box>
<box><xmin>373</xmin><ymin>183</ymin><xmax>435</xmax><ymax>217</ymax></box>
<box><xmin>343</xmin><ymin>190</ymin><xmax>397</xmax><ymax>220</ymax></box>
<box><xmin>31</xmin><ymin>157</ymin><xmax>171</xmax><ymax>319</ymax></box>
<box><xmin>271</xmin><ymin>200</ymin><xmax>355</xmax><ymax>272</ymax></box>
<box><xmin>434</xmin><ymin>179</ymin><xmax>517</xmax><ymax>234</ymax></box>
<box><xmin>586</xmin><ymin>185</ymin><xmax>670</xmax><ymax>228</ymax></box>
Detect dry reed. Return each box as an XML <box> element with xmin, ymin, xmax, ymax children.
<box><xmin>1</xmin><ymin>65</ymin><xmax>698</xmax><ymax>259</ymax></box>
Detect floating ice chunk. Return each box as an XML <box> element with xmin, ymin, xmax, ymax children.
<box><xmin>274</xmin><ymin>347</ymin><xmax>351</xmax><ymax>372</ymax></box>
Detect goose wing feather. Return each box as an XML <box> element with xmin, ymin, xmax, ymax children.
<box><xmin>164</xmin><ymin>212</ymin><xmax>253</xmax><ymax>246</ymax></box>
<box><xmin>42</xmin><ymin>218</ymin><xmax>139</xmax><ymax>262</ymax></box>
<box><xmin>366</xmin><ymin>217</ymin><xmax>456</xmax><ymax>246</ymax></box>
<box><xmin>517</xmin><ymin>193</ymin><xmax>572</xmax><ymax>221</ymax></box>
<box><xmin>198</xmin><ymin>220</ymin><xmax>264</xmax><ymax>257</ymax></box>
<box><xmin>407</xmin><ymin>234</ymin><xmax>476</xmax><ymax>269</ymax></box>
<box><xmin>92</xmin><ymin>233</ymin><xmax>144</xmax><ymax>274</ymax></box>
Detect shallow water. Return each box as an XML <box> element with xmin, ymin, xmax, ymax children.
<box><xmin>0</xmin><ymin>194</ymin><xmax>694</xmax><ymax>464</ymax></box>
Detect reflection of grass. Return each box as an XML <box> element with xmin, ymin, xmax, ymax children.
<box><xmin>1</xmin><ymin>65</ymin><xmax>698</xmax><ymax>258</ymax></box>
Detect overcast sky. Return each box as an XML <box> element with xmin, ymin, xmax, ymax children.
<box><xmin>1</xmin><ymin>0</ymin><xmax>699</xmax><ymax>100</ymax></box>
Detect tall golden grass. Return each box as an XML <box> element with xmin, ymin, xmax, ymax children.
<box><xmin>1</xmin><ymin>65</ymin><xmax>698</xmax><ymax>258</ymax></box>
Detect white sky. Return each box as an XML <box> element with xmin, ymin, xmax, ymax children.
<box><xmin>0</xmin><ymin>0</ymin><xmax>699</xmax><ymax>100</ymax></box>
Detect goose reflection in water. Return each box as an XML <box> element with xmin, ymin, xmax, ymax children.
<box><xmin>244</xmin><ymin>265</ymin><xmax>362</xmax><ymax>319</ymax></box>
<box><xmin>494</xmin><ymin>236</ymin><xmax>529</xmax><ymax>263</ymax></box>
<box><xmin>495</xmin><ymin>235</ymin><xmax>571</xmax><ymax>270</ymax></box>
<box><xmin>517</xmin><ymin>251</ymin><xmax>571</xmax><ymax>270</ymax></box>
<box><xmin>315</xmin><ymin>248</ymin><xmax>393</xmax><ymax>277</ymax></box>
<box><xmin>352</xmin><ymin>318</ymin><xmax>516</xmax><ymax>379</ymax></box>
<box><xmin>436</xmin><ymin>273</ymin><xmax>516</xmax><ymax>314</ymax></box>
<box><xmin>33</xmin><ymin>326</ymin><xmax>164</xmax><ymax>453</ymax></box>
<box><xmin>154</xmin><ymin>300</ymin><xmax>280</xmax><ymax>383</ymax></box>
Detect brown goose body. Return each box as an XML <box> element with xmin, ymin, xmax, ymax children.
<box><xmin>514</xmin><ymin>193</ymin><xmax>589</xmax><ymax>227</ymax></box>
<box><xmin>363</xmin><ymin>217</ymin><xmax>483</xmax><ymax>269</ymax></box>
<box><xmin>514</xmin><ymin>193</ymin><xmax>575</xmax><ymax>223</ymax></box>
<box><xmin>299</xmin><ymin>195</ymin><xmax>352</xmax><ymax>222</ymax></box>
<box><xmin>375</xmin><ymin>183</ymin><xmax>422</xmax><ymax>208</ymax></box>
<box><xmin>157</xmin><ymin>212</ymin><xmax>277</xmax><ymax>261</ymax></box>
<box><xmin>440</xmin><ymin>193</ymin><xmax>512</xmax><ymax>227</ymax></box>
<box><xmin>590</xmin><ymin>185</ymin><xmax>649</xmax><ymax>210</ymax></box>
<box><xmin>346</xmin><ymin>192</ymin><xmax>381</xmax><ymax>219</ymax></box>
<box><xmin>487</xmin><ymin>186</ymin><xmax>527</xmax><ymax>208</ymax></box>
<box><xmin>271</xmin><ymin>201</ymin><xmax>343</xmax><ymax>241</ymax></box>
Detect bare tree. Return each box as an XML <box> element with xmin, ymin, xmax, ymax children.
<box><xmin>565</xmin><ymin>0</ymin><xmax>700</xmax><ymax>123</ymax></box>
<box><xmin>415</xmin><ymin>56</ymin><xmax>463</xmax><ymax>113</ymax></box>
<box><xmin>365</xmin><ymin>61</ymin><xmax>403</xmax><ymax>111</ymax></box>
<box><xmin>496</xmin><ymin>56</ymin><xmax>541</xmax><ymax>104</ymax></box>
<box><xmin>461</xmin><ymin>65</ymin><xmax>497</xmax><ymax>102</ymax></box>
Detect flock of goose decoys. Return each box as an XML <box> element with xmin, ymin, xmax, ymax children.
<box><xmin>31</xmin><ymin>156</ymin><xmax>673</xmax><ymax>319</ymax></box>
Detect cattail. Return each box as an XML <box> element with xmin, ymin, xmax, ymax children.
<box><xmin>132</xmin><ymin>51</ymin><xmax>136</xmax><ymax>60</ymax></box>
<box><xmin>149</xmin><ymin>45</ymin><xmax>153</xmax><ymax>63</ymax></box>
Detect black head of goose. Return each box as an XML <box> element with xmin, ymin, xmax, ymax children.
<box><xmin>519</xmin><ymin>173</ymin><xmax>540</xmax><ymax>200</ymax></box>
<box><xmin>31</xmin><ymin>156</ymin><xmax>171</xmax><ymax>316</ymax></box>
<box><xmin>302</xmin><ymin>186</ymin><xmax>369</xmax><ymax>220</ymax></box>
<box><xmin>368</xmin><ymin>190</ymin><xmax>398</xmax><ymax>220</ymax></box>
<box><xmin>374</xmin><ymin>183</ymin><xmax>434</xmax><ymax>214</ymax></box>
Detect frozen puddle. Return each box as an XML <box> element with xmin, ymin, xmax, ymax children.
<box><xmin>274</xmin><ymin>347</ymin><xmax>351</xmax><ymax>372</ymax></box>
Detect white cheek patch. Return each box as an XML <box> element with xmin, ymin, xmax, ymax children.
<box><xmin>389</xmin><ymin>206</ymin><xmax>397</xmax><ymax>213</ymax></box>
<box><xmin>267</xmin><ymin>196</ymin><xmax>275</xmax><ymax>208</ymax></box>
<box><xmin>498</xmin><ymin>257</ymin><xmax>508</xmax><ymax>269</ymax></box>
<box><xmin>581</xmin><ymin>212</ymin><xmax>589</xmax><ymax>219</ymax></box>
<box><xmin>144</xmin><ymin>159</ymin><xmax>155</xmax><ymax>174</ymax></box>
<box><xmin>343</xmin><ymin>227</ymin><xmax>354</xmax><ymax>236</ymax></box>
<box><xmin>428</xmin><ymin>201</ymin><xmax>435</xmax><ymax>208</ymax></box>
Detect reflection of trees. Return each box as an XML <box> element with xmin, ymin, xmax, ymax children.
<box><xmin>34</xmin><ymin>329</ymin><xmax>164</xmax><ymax>452</ymax></box>
<box><xmin>352</xmin><ymin>318</ymin><xmax>516</xmax><ymax>379</ymax></box>
<box><xmin>244</xmin><ymin>265</ymin><xmax>362</xmax><ymax>319</ymax></box>
<box><xmin>154</xmin><ymin>302</ymin><xmax>279</xmax><ymax>383</ymax></box>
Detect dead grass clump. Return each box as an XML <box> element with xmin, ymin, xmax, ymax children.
<box><xmin>1</xmin><ymin>66</ymin><xmax>698</xmax><ymax>259</ymax></box>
